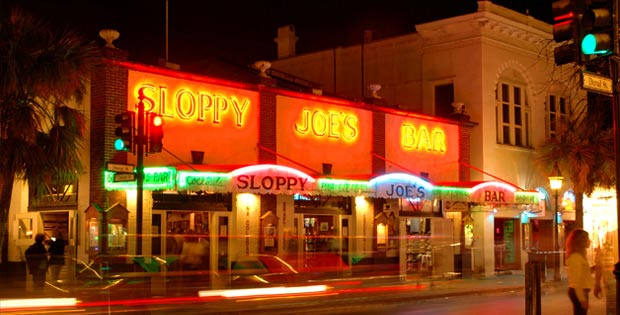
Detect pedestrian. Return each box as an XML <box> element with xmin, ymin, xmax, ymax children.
<box><xmin>565</xmin><ymin>229</ymin><xmax>602</xmax><ymax>315</ymax></box>
<box><xmin>48</xmin><ymin>230</ymin><xmax>66</xmax><ymax>283</ymax></box>
<box><xmin>25</xmin><ymin>233</ymin><xmax>48</xmax><ymax>292</ymax></box>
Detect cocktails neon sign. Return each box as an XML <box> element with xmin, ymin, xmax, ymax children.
<box><xmin>133</xmin><ymin>83</ymin><xmax>251</xmax><ymax>127</ymax></box>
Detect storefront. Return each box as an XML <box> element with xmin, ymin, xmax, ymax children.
<box><xmin>14</xmin><ymin>55</ymin><xmax>509</xmax><ymax>285</ymax></box>
<box><xmin>435</xmin><ymin>181</ymin><xmax>541</xmax><ymax>277</ymax></box>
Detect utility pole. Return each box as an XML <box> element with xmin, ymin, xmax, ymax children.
<box><xmin>610</xmin><ymin>0</ymin><xmax>620</xmax><ymax>312</ymax></box>
<box><xmin>136</xmin><ymin>94</ymin><xmax>145</xmax><ymax>256</ymax></box>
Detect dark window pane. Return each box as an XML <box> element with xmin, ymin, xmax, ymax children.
<box><xmin>502</xmin><ymin>84</ymin><xmax>509</xmax><ymax>102</ymax></box>
<box><xmin>503</xmin><ymin>126</ymin><xmax>511</xmax><ymax>144</ymax></box>
<box><xmin>525</xmin><ymin>113</ymin><xmax>530</xmax><ymax>146</ymax></box>
<box><xmin>549</xmin><ymin>95</ymin><xmax>556</xmax><ymax>112</ymax></box>
<box><xmin>514</xmin><ymin>87</ymin><xmax>521</xmax><ymax>105</ymax></box>
<box><xmin>515</xmin><ymin>128</ymin><xmax>522</xmax><ymax>146</ymax></box>
<box><xmin>515</xmin><ymin>107</ymin><xmax>522</xmax><ymax>125</ymax></box>
<box><xmin>435</xmin><ymin>83</ymin><xmax>455</xmax><ymax>117</ymax></box>
<box><xmin>503</xmin><ymin>104</ymin><xmax>510</xmax><ymax>123</ymax></box>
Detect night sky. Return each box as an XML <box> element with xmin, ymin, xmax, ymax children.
<box><xmin>5</xmin><ymin>0</ymin><xmax>553</xmax><ymax>69</ymax></box>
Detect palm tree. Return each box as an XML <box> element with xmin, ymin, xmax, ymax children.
<box><xmin>536</xmin><ymin>103</ymin><xmax>615</xmax><ymax>229</ymax></box>
<box><xmin>0</xmin><ymin>8</ymin><xmax>98</xmax><ymax>265</ymax></box>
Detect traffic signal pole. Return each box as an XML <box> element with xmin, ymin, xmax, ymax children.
<box><xmin>136</xmin><ymin>94</ymin><xmax>145</xmax><ymax>256</ymax></box>
<box><xmin>612</xmin><ymin>0</ymin><xmax>620</xmax><ymax>312</ymax></box>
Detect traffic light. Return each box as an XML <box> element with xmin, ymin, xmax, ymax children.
<box><xmin>552</xmin><ymin>0</ymin><xmax>582</xmax><ymax>65</ymax></box>
<box><xmin>147</xmin><ymin>113</ymin><xmax>164</xmax><ymax>153</ymax></box>
<box><xmin>114</xmin><ymin>111</ymin><xmax>135</xmax><ymax>152</ymax></box>
<box><xmin>580</xmin><ymin>0</ymin><xmax>613</xmax><ymax>57</ymax></box>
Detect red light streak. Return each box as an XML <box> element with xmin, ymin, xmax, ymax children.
<box><xmin>553</xmin><ymin>13</ymin><xmax>573</xmax><ymax>23</ymax></box>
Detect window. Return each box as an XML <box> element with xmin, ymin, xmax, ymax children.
<box><xmin>496</xmin><ymin>82</ymin><xmax>531</xmax><ymax>147</ymax></box>
<box><xmin>547</xmin><ymin>94</ymin><xmax>568</xmax><ymax>139</ymax></box>
<box><xmin>434</xmin><ymin>83</ymin><xmax>455</xmax><ymax>117</ymax></box>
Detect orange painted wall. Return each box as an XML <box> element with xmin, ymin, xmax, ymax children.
<box><xmin>385</xmin><ymin>114</ymin><xmax>459</xmax><ymax>182</ymax></box>
<box><xmin>127</xmin><ymin>70</ymin><xmax>260</xmax><ymax>166</ymax></box>
<box><xmin>276</xmin><ymin>95</ymin><xmax>373</xmax><ymax>176</ymax></box>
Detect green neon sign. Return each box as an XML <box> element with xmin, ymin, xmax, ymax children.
<box><xmin>317</xmin><ymin>178</ymin><xmax>370</xmax><ymax>195</ymax></box>
<box><xmin>177</xmin><ymin>171</ymin><xmax>231</xmax><ymax>192</ymax></box>
<box><xmin>432</xmin><ymin>186</ymin><xmax>471</xmax><ymax>202</ymax></box>
<box><xmin>104</xmin><ymin>167</ymin><xmax>176</xmax><ymax>191</ymax></box>
<box><xmin>515</xmin><ymin>191</ymin><xmax>540</xmax><ymax>204</ymax></box>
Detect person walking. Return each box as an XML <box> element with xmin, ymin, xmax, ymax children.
<box><xmin>25</xmin><ymin>233</ymin><xmax>49</xmax><ymax>292</ymax></box>
<box><xmin>48</xmin><ymin>230</ymin><xmax>66</xmax><ymax>283</ymax></box>
<box><xmin>565</xmin><ymin>229</ymin><xmax>602</xmax><ymax>315</ymax></box>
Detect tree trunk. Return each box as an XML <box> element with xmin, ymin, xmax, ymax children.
<box><xmin>575</xmin><ymin>191</ymin><xmax>584</xmax><ymax>229</ymax></box>
<box><xmin>0</xmin><ymin>173</ymin><xmax>14</xmax><ymax>265</ymax></box>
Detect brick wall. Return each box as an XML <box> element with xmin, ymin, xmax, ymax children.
<box><xmin>372</xmin><ymin>112</ymin><xmax>386</xmax><ymax>175</ymax></box>
<box><xmin>258</xmin><ymin>83</ymin><xmax>277</xmax><ymax>164</ymax></box>
<box><xmin>90</xmin><ymin>47</ymin><xmax>129</xmax><ymax>208</ymax></box>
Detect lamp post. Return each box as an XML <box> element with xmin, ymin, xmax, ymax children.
<box><xmin>548</xmin><ymin>162</ymin><xmax>563</xmax><ymax>282</ymax></box>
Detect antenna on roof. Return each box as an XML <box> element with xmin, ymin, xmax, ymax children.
<box><xmin>166</xmin><ymin>0</ymin><xmax>169</xmax><ymax>61</ymax></box>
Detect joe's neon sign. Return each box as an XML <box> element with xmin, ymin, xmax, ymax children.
<box><xmin>294</xmin><ymin>108</ymin><xmax>359</xmax><ymax>142</ymax></box>
<box><xmin>134</xmin><ymin>83</ymin><xmax>251</xmax><ymax>127</ymax></box>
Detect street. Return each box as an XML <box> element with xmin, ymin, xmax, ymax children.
<box><xmin>4</xmin><ymin>280</ymin><xmax>608</xmax><ymax>315</ymax></box>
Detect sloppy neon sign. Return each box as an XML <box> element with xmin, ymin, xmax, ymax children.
<box><xmin>134</xmin><ymin>83</ymin><xmax>251</xmax><ymax>127</ymax></box>
<box><xmin>294</xmin><ymin>108</ymin><xmax>359</xmax><ymax>143</ymax></box>
<box><xmin>400</xmin><ymin>123</ymin><xmax>447</xmax><ymax>153</ymax></box>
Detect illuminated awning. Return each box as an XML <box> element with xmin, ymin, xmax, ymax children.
<box><xmin>369</xmin><ymin>173</ymin><xmax>433</xmax><ymax>199</ymax></box>
<box><xmin>176</xmin><ymin>164</ymin><xmax>243</xmax><ymax>193</ymax></box>
<box><xmin>230</xmin><ymin>164</ymin><xmax>316</xmax><ymax>195</ymax></box>
<box><xmin>434</xmin><ymin>181</ymin><xmax>540</xmax><ymax>205</ymax></box>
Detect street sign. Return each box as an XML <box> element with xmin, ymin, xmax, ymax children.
<box><xmin>582</xmin><ymin>71</ymin><xmax>613</xmax><ymax>95</ymax></box>
<box><xmin>106</xmin><ymin>162</ymin><xmax>135</xmax><ymax>173</ymax></box>
<box><xmin>113</xmin><ymin>173</ymin><xmax>136</xmax><ymax>182</ymax></box>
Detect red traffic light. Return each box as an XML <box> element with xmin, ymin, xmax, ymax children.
<box><xmin>148</xmin><ymin>113</ymin><xmax>164</xmax><ymax>153</ymax></box>
<box><xmin>152</xmin><ymin>115</ymin><xmax>163</xmax><ymax>127</ymax></box>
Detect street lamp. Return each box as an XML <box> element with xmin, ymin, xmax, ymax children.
<box><xmin>548</xmin><ymin>162</ymin><xmax>563</xmax><ymax>281</ymax></box>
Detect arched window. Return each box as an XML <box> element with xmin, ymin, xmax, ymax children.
<box><xmin>496</xmin><ymin>80</ymin><xmax>531</xmax><ymax>147</ymax></box>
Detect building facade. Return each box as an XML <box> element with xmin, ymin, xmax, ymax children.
<box><xmin>270</xmin><ymin>1</ymin><xmax>588</xmax><ymax>276</ymax></box>
<box><xmin>7</xmin><ymin>2</ymin><xmax>564</xmax><ymax>289</ymax></box>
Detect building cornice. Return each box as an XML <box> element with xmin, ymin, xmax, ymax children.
<box><xmin>416</xmin><ymin>1</ymin><xmax>551</xmax><ymax>50</ymax></box>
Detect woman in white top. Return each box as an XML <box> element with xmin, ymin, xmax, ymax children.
<box><xmin>565</xmin><ymin>229</ymin><xmax>601</xmax><ymax>315</ymax></box>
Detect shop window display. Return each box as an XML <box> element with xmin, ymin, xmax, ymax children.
<box><xmin>405</xmin><ymin>218</ymin><xmax>432</xmax><ymax>275</ymax></box>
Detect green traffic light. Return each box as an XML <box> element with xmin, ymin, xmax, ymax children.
<box><xmin>114</xmin><ymin>138</ymin><xmax>126</xmax><ymax>151</ymax></box>
<box><xmin>581</xmin><ymin>33</ymin><xmax>611</xmax><ymax>55</ymax></box>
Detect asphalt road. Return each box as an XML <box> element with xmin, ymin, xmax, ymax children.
<box><xmin>18</xmin><ymin>281</ymin><xmax>604</xmax><ymax>315</ymax></box>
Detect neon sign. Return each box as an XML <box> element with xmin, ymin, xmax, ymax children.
<box><xmin>231</xmin><ymin>164</ymin><xmax>316</xmax><ymax>194</ymax></box>
<box><xmin>370</xmin><ymin>173</ymin><xmax>434</xmax><ymax>199</ymax></box>
<box><xmin>134</xmin><ymin>83</ymin><xmax>251</xmax><ymax>127</ymax></box>
<box><xmin>294</xmin><ymin>108</ymin><xmax>358</xmax><ymax>143</ymax></box>
<box><xmin>317</xmin><ymin>178</ymin><xmax>370</xmax><ymax>196</ymax></box>
<box><xmin>104</xmin><ymin>167</ymin><xmax>176</xmax><ymax>191</ymax></box>
<box><xmin>400</xmin><ymin>123</ymin><xmax>447</xmax><ymax>153</ymax></box>
<box><xmin>177</xmin><ymin>171</ymin><xmax>231</xmax><ymax>192</ymax></box>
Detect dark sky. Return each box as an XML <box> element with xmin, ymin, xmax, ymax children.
<box><xmin>6</xmin><ymin>0</ymin><xmax>553</xmax><ymax>69</ymax></box>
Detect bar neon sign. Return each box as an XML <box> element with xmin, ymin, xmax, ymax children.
<box><xmin>400</xmin><ymin>123</ymin><xmax>447</xmax><ymax>153</ymax></box>
<box><xmin>104</xmin><ymin>167</ymin><xmax>176</xmax><ymax>190</ymax></box>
